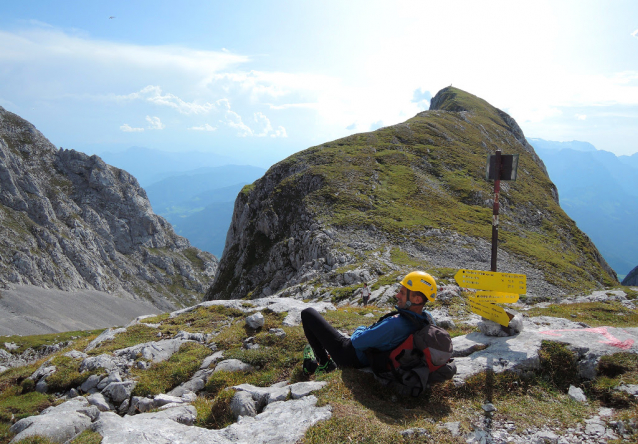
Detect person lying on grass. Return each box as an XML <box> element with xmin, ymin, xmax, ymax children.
<box><xmin>300</xmin><ymin>271</ymin><xmax>437</xmax><ymax>374</ymax></box>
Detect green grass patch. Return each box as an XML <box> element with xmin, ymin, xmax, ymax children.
<box><xmin>132</xmin><ymin>342</ymin><xmax>212</xmax><ymax>397</ymax></box>
<box><xmin>0</xmin><ymin>330</ymin><xmax>101</xmax><ymax>355</ymax></box>
<box><xmin>588</xmin><ymin>352</ymin><xmax>638</xmax><ymax>407</ymax></box>
<box><xmin>69</xmin><ymin>430</ymin><xmax>103</xmax><ymax>444</ymax></box>
<box><xmin>0</xmin><ymin>389</ymin><xmax>52</xmax><ymax>423</ymax></box>
<box><xmin>193</xmin><ymin>390</ymin><xmax>235</xmax><ymax>430</ymax></box>
<box><xmin>87</xmin><ymin>324</ymin><xmax>167</xmax><ymax>355</ymax></box>
<box><xmin>389</xmin><ymin>248</ymin><xmax>424</xmax><ymax>268</ymax></box>
<box><xmin>45</xmin><ymin>356</ymin><xmax>99</xmax><ymax>394</ymax></box>
<box><xmin>526</xmin><ymin>301</ymin><xmax>638</xmax><ymax>328</ymax></box>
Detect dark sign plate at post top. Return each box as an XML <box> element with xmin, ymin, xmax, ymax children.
<box><xmin>486</xmin><ymin>154</ymin><xmax>519</xmax><ymax>181</ymax></box>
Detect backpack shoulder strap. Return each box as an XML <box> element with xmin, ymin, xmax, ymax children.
<box><xmin>369</xmin><ymin>310</ymin><xmax>400</xmax><ymax>328</ymax></box>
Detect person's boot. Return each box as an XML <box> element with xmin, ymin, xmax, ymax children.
<box><xmin>316</xmin><ymin>359</ymin><xmax>337</xmax><ymax>374</ymax></box>
<box><xmin>303</xmin><ymin>345</ymin><xmax>318</xmax><ymax>376</ymax></box>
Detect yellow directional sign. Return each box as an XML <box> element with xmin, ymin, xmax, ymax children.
<box><xmin>454</xmin><ymin>269</ymin><xmax>526</xmax><ymax>294</ymax></box>
<box><xmin>473</xmin><ymin>291</ymin><xmax>519</xmax><ymax>304</ymax></box>
<box><xmin>468</xmin><ymin>297</ymin><xmax>511</xmax><ymax>327</ymax></box>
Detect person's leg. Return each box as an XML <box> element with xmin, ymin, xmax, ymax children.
<box><xmin>301</xmin><ymin>308</ymin><xmax>360</xmax><ymax>368</ymax></box>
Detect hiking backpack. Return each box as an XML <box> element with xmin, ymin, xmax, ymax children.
<box><xmin>365</xmin><ymin>311</ymin><xmax>456</xmax><ymax>397</ymax></box>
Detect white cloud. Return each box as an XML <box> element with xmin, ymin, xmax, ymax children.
<box><xmin>222</xmin><ymin>109</ymin><xmax>253</xmax><ymax>137</ymax></box>
<box><xmin>188</xmin><ymin>123</ymin><xmax>217</xmax><ymax>131</ymax></box>
<box><xmin>118</xmin><ymin>86</ymin><xmax>215</xmax><ymax>115</ymax></box>
<box><xmin>120</xmin><ymin>123</ymin><xmax>143</xmax><ymax>132</ymax></box>
<box><xmin>632</xmin><ymin>29</ymin><xmax>638</xmax><ymax>38</ymax></box>
<box><xmin>218</xmin><ymin>100</ymin><xmax>286</xmax><ymax>137</ymax></box>
<box><xmin>575</xmin><ymin>114</ymin><xmax>587</xmax><ymax>120</ymax></box>
<box><xmin>146</xmin><ymin>115</ymin><xmax>165</xmax><ymax>129</ymax></box>
<box><xmin>271</xmin><ymin>126</ymin><xmax>287</xmax><ymax>138</ymax></box>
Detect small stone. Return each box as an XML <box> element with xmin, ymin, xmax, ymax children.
<box><xmin>269</xmin><ymin>328</ymin><xmax>286</xmax><ymax>337</ymax></box>
<box><xmin>68</xmin><ymin>388</ymin><xmax>79</xmax><ymax>398</ymax></box>
<box><xmin>568</xmin><ymin>385</ymin><xmax>587</xmax><ymax>403</ymax></box>
<box><xmin>80</xmin><ymin>374</ymin><xmax>101</xmax><ymax>393</ymax></box>
<box><xmin>482</xmin><ymin>402</ymin><xmax>496</xmax><ymax>412</ymax></box>
<box><xmin>213</xmin><ymin>359</ymin><xmax>254</xmax><ymax>374</ymax></box>
<box><xmin>245</xmin><ymin>312</ymin><xmax>265</xmax><ymax>329</ymax></box>
<box><xmin>443</xmin><ymin>421</ymin><xmax>461</xmax><ymax>436</ymax></box>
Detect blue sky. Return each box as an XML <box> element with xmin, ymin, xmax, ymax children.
<box><xmin>1</xmin><ymin>0</ymin><xmax>638</xmax><ymax>167</ymax></box>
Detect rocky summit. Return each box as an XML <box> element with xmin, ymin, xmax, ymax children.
<box><xmin>206</xmin><ymin>87</ymin><xmax>617</xmax><ymax>302</ymax></box>
<box><xmin>0</xmin><ymin>107</ymin><xmax>217</xmax><ymax>311</ymax></box>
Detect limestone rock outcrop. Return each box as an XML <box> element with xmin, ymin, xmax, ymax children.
<box><xmin>621</xmin><ymin>265</ymin><xmax>638</xmax><ymax>286</ymax></box>
<box><xmin>0</xmin><ymin>107</ymin><xmax>218</xmax><ymax>310</ymax></box>
<box><xmin>206</xmin><ymin>87</ymin><xmax>617</xmax><ymax>302</ymax></box>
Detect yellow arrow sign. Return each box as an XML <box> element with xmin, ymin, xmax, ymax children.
<box><xmin>468</xmin><ymin>297</ymin><xmax>511</xmax><ymax>326</ymax></box>
<box><xmin>473</xmin><ymin>291</ymin><xmax>519</xmax><ymax>304</ymax></box>
<box><xmin>454</xmin><ymin>269</ymin><xmax>526</xmax><ymax>294</ymax></box>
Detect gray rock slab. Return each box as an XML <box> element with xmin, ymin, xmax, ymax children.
<box><xmin>80</xmin><ymin>354</ymin><xmax>124</xmax><ymax>372</ymax></box>
<box><xmin>64</xmin><ymin>350</ymin><xmax>88</xmax><ymax>360</ymax></box>
<box><xmin>80</xmin><ymin>374</ymin><xmax>102</xmax><ymax>393</ymax></box>
<box><xmin>452</xmin><ymin>317</ymin><xmax>638</xmax><ymax>384</ymax></box>
<box><xmin>233</xmin><ymin>383</ymin><xmax>291</xmax><ymax>407</ymax></box>
<box><xmin>221</xmin><ymin>396</ymin><xmax>332</xmax><ymax>444</ymax></box>
<box><xmin>230</xmin><ymin>391</ymin><xmax>258</xmax><ymax>418</ymax></box>
<box><xmin>114</xmin><ymin>338</ymin><xmax>192</xmax><ymax>363</ymax></box>
<box><xmin>201</xmin><ymin>351</ymin><xmax>224</xmax><ymax>369</ymax></box>
<box><xmin>213</xmin><ymin>359</ymin><xmax>254</xmax><ymax>374</ymax></box>
<box><xmin>85</xmin><ymin>328</ymin><xmax>127</xmax><ymax>352</ymax></box>
<box><xmin>289</xmin><ymin>381</ymin><xmax>327</xmax><ymax>399</ymax></box>
<box><xmin>0</xmin><ymin>284</ymin><xmax>160</xmax><ymax>336</ymax></box>
<box><xmin>617</xmin><ymin>384</ymin><xmax>638</xmax><ymax>397</ymax></box>
<box><xmin>102</xmin><ymin>381</ymin><xmax>136</xmax><ymax>403</ymax></box>
<box><xmin>92</xmin><ymin>397</ymin><xmax>330</xmax><ymax>444</ymax></box>
<box><xmin>88</xmin><ymin>392</ymin><xmax>111</xmax><ymax>412</ymax></box>
<box><xmin>153</xmin><ymin>394</ymin><xmax>185</xmax><ymax>408</ymax></box>
<box><xmin>173</xmin><ymin>297</ymin><xmax>335</xmax><ymax>328</ymax></box>
<box><xmin>10</xmin><ymin>398</ymin><xmax>94</xmax><ymax>443</ymax></box>
<box><xmin>174</xmin><ymin>330</ymin><xmax>206</xmax><ymax>342</ymax></box>
<box><xmin>168</xmin><ymin>377</ymin><xmax>206</xmax><ymax>397</ymax></box>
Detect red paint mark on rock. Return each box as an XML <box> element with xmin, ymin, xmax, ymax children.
<box><xmin>540</xmin><ymin>327</ymin><xmax>635</xmax><ymax>350</ymax></box>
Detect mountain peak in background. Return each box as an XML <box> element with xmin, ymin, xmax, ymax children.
<box><xmin>0</xmin><ymin>106</ymin><xmax>218</xmax><ymax>312</ymax></box>
<box><xmin>528</xmin><ymin>138</ymin><xmax>638</xmax><ymax>275</ymax></box>
<box><xmin>206</xmin><ymin>87</ymin><xmax>617</xmax><ymax>302</ymax></box>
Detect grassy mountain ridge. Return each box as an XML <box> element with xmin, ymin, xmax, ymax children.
<box><xmin>207</xmin><ymin>87</ymin><xmax>616</xmax><ymax>301</ymax></box>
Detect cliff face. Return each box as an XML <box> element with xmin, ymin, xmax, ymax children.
<box><xmin>0</xmin><ymin>107</ymin><xmax>217</xmax><ymax>310</ymax></box>
<box><xmin>205</xmin><ymin>87</ymin><xmax>617</xmax><ymax>302</ymax></box>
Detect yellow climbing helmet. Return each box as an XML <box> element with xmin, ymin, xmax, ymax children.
<box><xmin>400</xmin><ymin>271</ymin><xmax>437</xmax><ymax>303</ymax></box>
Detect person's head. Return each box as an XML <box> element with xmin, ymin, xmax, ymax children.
<box><xmin>395</xmin><ymin>271</ymin><xmax>437</xmax><ymax>313</ymax></box>
<box><xmin>363</xmin><ymin>283</ymin><xmax>367</xmax><ymax>287</ymax></box>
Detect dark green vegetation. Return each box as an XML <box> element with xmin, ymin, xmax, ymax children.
<box><xmin>209</xmin><ymin>87</ymin><xmax>616</xmax><ymax>301</ymax></box>
<box><xmin>1</xmin><ymin>299</ymin><xmax>636</xmax><ymax>443</ymax></box>
<box><xmin>526</xmin><ymin>300</ymin><xmax>638</xmax><ymax>327</ymax></box>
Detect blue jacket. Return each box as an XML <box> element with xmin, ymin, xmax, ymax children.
<box><xmin>350</xmin><ymin>307</ymin><xmax>435</xmax><ymax>366</ymax></box>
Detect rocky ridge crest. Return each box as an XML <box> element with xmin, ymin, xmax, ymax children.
<box><xmin>0</xmin><ymin>107</ymin><xmax>217</xmax><ymax>310</ymax></box>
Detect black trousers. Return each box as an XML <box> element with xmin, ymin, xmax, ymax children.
<box><xmin>300</xmin><ymin>307</ymin><xmax>363</xmax><ymax>368</ymax></box>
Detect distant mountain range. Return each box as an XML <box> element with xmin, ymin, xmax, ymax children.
<box><xmin>143</xmin><ymin>166</ymin><xmax>266</xmax><ymax>257</ymax></box>
<box><xmin>98</xmin><ymin>147</ymin><xmax>245</xmax><ymax>187</ymax></box>
<box><xmin>528</xmin><ymin>138</ymin><xmax>638</xmax><ymax>276</ymax></box>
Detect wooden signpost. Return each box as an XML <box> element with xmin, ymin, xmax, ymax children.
<box><xmin>456</xmin><ymin>150</ymin><xmax>523</xmax><ymax>327</ymax></box>
<box><xmin>485</xmin><ymin>150</ymin><xmax>519</xmax><ymax>272</ymax></box>
<box><xmin>454</xmin><ymin>269</ymin><xmax>527</xmax><ymax>327</ymax></box>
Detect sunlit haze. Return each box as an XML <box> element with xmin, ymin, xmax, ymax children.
<box><xmin>1</xmin><ymin>0</ymin><xmax>637</xmax><ymax>167</ymax></box>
